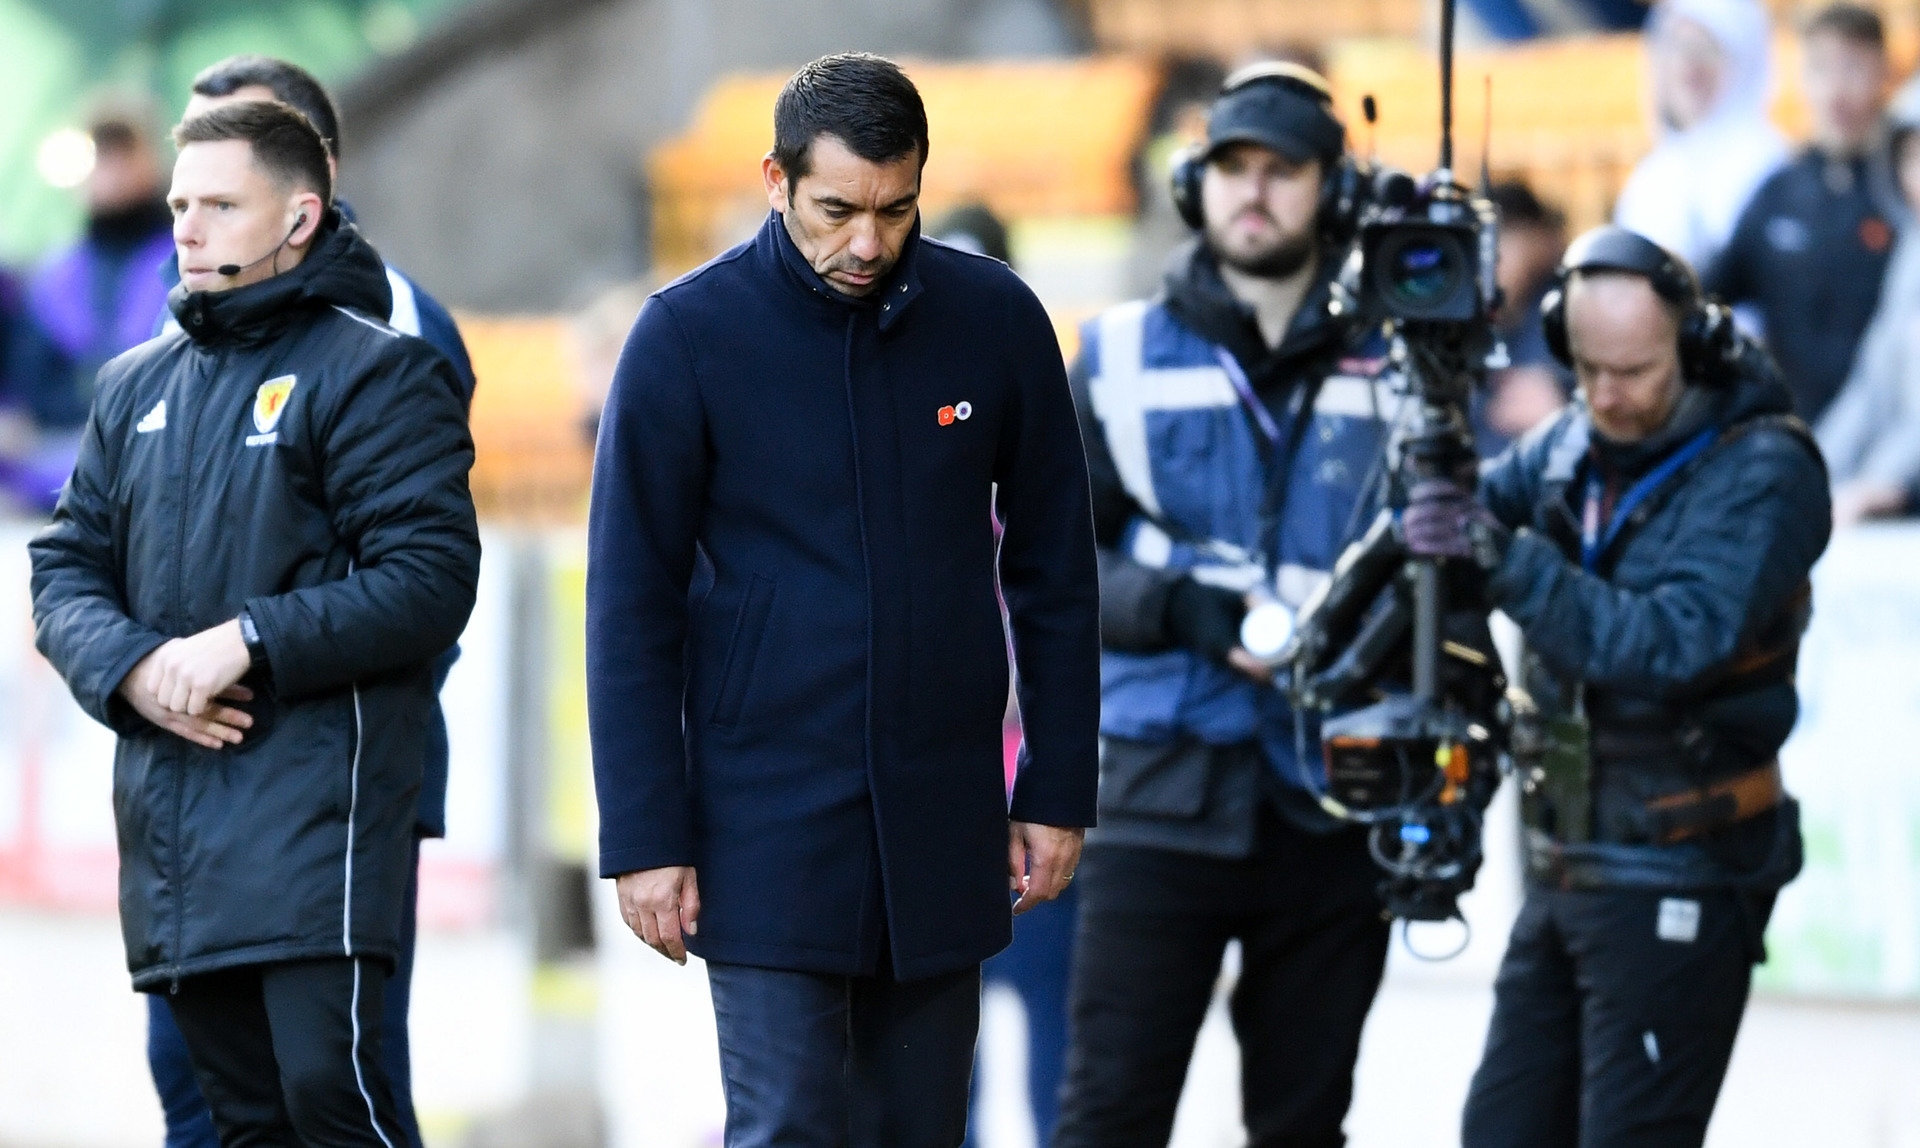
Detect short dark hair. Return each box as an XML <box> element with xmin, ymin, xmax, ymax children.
<box><xmin>929</xmin><ymin>203</ymin><xmax>1012</xmax><ymax>265</ymax></box>
<box><xmin>772</xmin><ymin>53</ymin><xmax>928</xmax><ymax>183</ymax></box>
<box><xmin>191</xmin><ymin>55</ymin><xmax>342</xmax><ymax>158</ymax></box>
<box><xmin>173</xmin><ymin>101</ymin><xmax>333</xmax><ymax>206</ymax></box>
<box><xmin>1802</xmin><ymin>3</ymin><xmax>1885</xmax><ymax>51</ymax></box>
<box><xmin>1487</xmin><ymin>180</ymin><xmax>1565</xmax><ymax>231</ymax></box>
<box><xmin>85</xmin><ymin>97</ymin><xmax>157</xmax><ymax>156</ymax></box>
<box><xmin>89</xmin><ymin>118</ymin><xmax>144</xmax><ymax>155</ymax></box>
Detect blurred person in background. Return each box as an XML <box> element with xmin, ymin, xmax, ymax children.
<box><xmin>1478</xmin><ymin>180</ymin><xmax>1573</xmax><ymax>456</ymax></box>
<box><xmin>929</xmin><ymin>201</ymin><xmax>1078</xmax><ymax>1148</ymax></box>
<box><xmin>1817</xmin><ymin>77</ymin><xmax>1920</xmax><ymax>526</ymax></box>
<box><xmin>30</xmin><ymin>100</ymin><xmax>477</xmax><ymax>1148</ymax></box>
<box><xmin>1124</xmin><ymin>56</ymin><xmax>1230</xmax><ymax>299</ymax></box>
<box><xmin>175</xmin><ymin>56</ymin><xmax>475</xmax><ymax>398</ymax></box>
<box><xmin>4</xmin><ymin>102</ymin><xmax>175</xmax><ymax>513</ymax></box>
<box><xmin>1053</xmin><ymin>63</ymin><xmax>1399</xmax><ymax>1148</ymax></box>
<box><xmin>587</xmin><ymin>53</ymin><xmax>1099</xmax><ymax>1148</ymax></box>
<box><xmin>134</xmin><ymin>53</ymin><xmax>480</xmax><ymax>1148</ymax></box>
<box><xmin>568</xmin><ymin>281</ymin><xmax>652</xmax><ymax>446</ymax></box>
<box><xmin>1706</xmin><ymin>3</ymin><xmax>1893</xmax><ymax>426</ymax></box>
<box><xmin>1615</xmin><ymin>0</ymin><xmax>1787</xmax><ymax>272</ymax></box>
<box><xmin>0</xmin><ymin>263</ymin><xmax>35</xmax><ymax>511</ymax></box>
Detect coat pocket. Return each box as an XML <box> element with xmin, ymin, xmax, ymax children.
<box><xmin>1098</xmin><ymin>737</ymin><xmax>1214</xmax><ymax>819</ymax></box>
<box><xmin>710</xmin><ymin>574</ymin><xmax>777</xmax><ymax>727</ymax></box>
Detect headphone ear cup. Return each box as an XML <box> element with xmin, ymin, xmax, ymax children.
<box><xmin>1679</xmin><ymin>301</ymin><xmax>1736</xmax><ymax>384</ymax></box>
<box><xmin>1169</xmin><ymin>144</ymin><xmax>1206</xmax><ymax>231</ymax></box>
<box><xmin>1318</xmin><ymin>157</ymin><xmax>1362</xmax><ymax>241</ymax></box>
<box><xmin>1540</xmin><ymin>284</ymin><xmax>1570</xmax><ymax>367</ymax></box>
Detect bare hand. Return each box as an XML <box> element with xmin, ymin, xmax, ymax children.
<box><xmin>143</xmin><ymin>620</ymin><xmax>252</xmax><ymax>718</ymax></box>
<box><xmin>1226</xmin><ymin>646</ymin><xmax>1275</xmax><ymax>684</ymax></box>
<box><xmin>1008</xmin><ymin>822</ymin><xmax>1084</xmax><ymax>916</ymax></box>
<box><xmin>117</xmin><ymin>658</ymin><xmax>253</xmax><ymax>750</ymax></box>
<box><xmin>1832</xmin><ymin>480</ymin><xmax>1905</xmax><ymax>529</ymax></box>
<box><xmin>615</xmin><ymin>866</ymin><xmax>701</xmax><ymax>964</ymax></box>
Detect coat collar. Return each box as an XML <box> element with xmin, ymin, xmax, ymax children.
<box><xmin>167</xmin><ymin>209</ymin><xmax>392</xmax><ymax>347</ymax></box>
<box><xmin>760</xmin><ymin>210</ymin><xmax>924</xmax><ymax>333</ymax></box>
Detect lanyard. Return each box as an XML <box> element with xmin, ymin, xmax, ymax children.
<box><xmin>1581</xmin><ymin>427</ymin><xmax>1717</xmax><ymax>572</ymax></box>
<box><xmin>1213</xmin><ymin>347</ymin><xmax>1326</xmax><ymax>580</ymax></box>
<box><xmin>1214</xmin><ymin>347</ymin><xmax>1286</xmax><ymax>449</ymax></box>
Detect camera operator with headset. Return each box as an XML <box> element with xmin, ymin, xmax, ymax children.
<box><xmin>1403</xmin><ymin>226</ymin><xmax>1829</xmax><ymax>1147</ymax></box>
<box><xmin>1054</xmin><ymin>63</ymin><xmax>1400</xmax><ymax>1148</ymax></box>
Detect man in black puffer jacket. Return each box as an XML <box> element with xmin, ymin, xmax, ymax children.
<box><xmin>1406</xmin><ymin>227</ymin><xmax>1829</xmax><ymax>1148</ymax></box>
<box><xmin>28</xmin><ymin>101</ymin><xmax>477</xmax><ymax>1146</ymax></box>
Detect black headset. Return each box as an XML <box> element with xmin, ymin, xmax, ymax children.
<box><xmin>1169</xmin><ymin>62</ymin><xmax>1363</xmax><ymax>239</ymax></box>
<box><xmin>1539</xmin><ymin>226</ymin><xmax>1738</xmax><ymax>385</ymax></box>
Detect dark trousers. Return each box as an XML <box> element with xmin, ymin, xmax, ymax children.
<box><xmin>964</xmin><ymin>883</ymin><xmax>1078</xmax><ymax>1148</ymax></box>
<box><xmin>1461</xmin><ymin>884</ymin><xmax>1772</xmax><ymax>1148</ymax></box>
<box><xmin>1053</xmin><ymin>815</ymin><xmax>1391</xmax><ymax>1148</ymax></box>
<box><xmin>706</xmin><ymin>955</ymin><xmax>982</xmax><ymax>1148</ymax></box>
<box><xmin>164</xmin><ymin>957</ymin><xmax>407</xmax><ymax>1148</ymax></box>
<box><xmin>149</xmin><ymin>842</ymin><xmax>421</xmax><ymax>1148</ymax></box>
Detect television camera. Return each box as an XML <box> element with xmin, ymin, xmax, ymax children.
<box><xmin>1262</xmin><ymin>0</ymin><xmax>1536</xmax><ymax>935</ymax></box>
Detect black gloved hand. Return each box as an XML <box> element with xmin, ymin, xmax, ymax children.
<box><xmin>1163</xmin><ymin>578</ymin><xmax>1246</xmax><ymax>661</ymax></box>
<box><xmin>1401</xmin><ymin>479</ymin><xmax>1510</xmax><ymax>569</ymax></box>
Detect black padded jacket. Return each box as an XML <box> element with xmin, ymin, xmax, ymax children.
<box><xmin>28</xmin><ymin>212</ymin><xmax>479</xmax><ymax>989</ymax></box>
<box><xmin>1481</xmin><ymin>342</ymin><xmax>1828</xmax><ymax>885</ymax></box>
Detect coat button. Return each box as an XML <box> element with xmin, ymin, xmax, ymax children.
<box><xmin>899</xmin><ymin>284</ymin><xmax>908</xmax><ymax>293</ymax></box>
<box><xmin>882</xmin><ymin>303</ymin><xmax>891</xmax><ymax>311</ymax></box>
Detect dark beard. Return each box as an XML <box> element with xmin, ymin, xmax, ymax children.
<box><xmin>1215</xmin><ymin>229</ymin><xmax>1317</xmax><ymax>279</ymax></box>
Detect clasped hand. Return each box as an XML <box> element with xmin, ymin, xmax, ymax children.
<box><xmin>117</xmin><ymin>619</ymin><xmax>255</xmax><ymax>750</ymax></box>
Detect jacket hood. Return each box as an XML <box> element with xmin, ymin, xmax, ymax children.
<box><xmin>1160</xmin><ymin>239</ymin><xmax>1345</xmax><ymax>388</ymax></box>
<box><xmin>168</xmin><ymin>209</ymin><xmax>393</xmax><ymax>345</ymax></box>
<box><xmin>1590</xmin><ymin>332</ymin><xmax>1792</xmax><ymax>476</ymax></box>
<box><xmin>1647</xmin><ymin>0</ymin><xmax>1776</xmax><ymax>139</ymax></box>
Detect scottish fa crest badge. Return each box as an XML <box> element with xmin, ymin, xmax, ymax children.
<box><xmin>253</xmin><ymin>376</ymin><xmax>297</xmax><ymax>434</ymax></box>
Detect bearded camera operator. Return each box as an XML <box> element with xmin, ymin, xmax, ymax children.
<box><xmin>1054</xmin><ymin>63</ymin><xmax>1400</xmax><ymax>1148</ymax></box>
<box><xmin>1403</xmin><ymin>226</ymin><xmax>1829</xmax><ymax>1148</ymax></box>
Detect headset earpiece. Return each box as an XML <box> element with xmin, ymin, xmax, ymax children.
<box><xmin>1539</xmin><ymin>226</ymin><xmax>1737</xmax><ymax>387</ymax></box>
<box><xmin>1172</xmin><ymin>62</ymin><xmax>1347</xmax><ymax>235</ymax></box>
<box><xmin>1170</xmin><ymin>146</ymin><xmax>1354</xmax><ymax>235</ymax></box>
<box><xmin>1170</xmin><ymin>143</ymin><xmax>1207</xmax><ymax>231</ymax></box>
<box><xmin>1540</xmin><ymin>284</ymin><xmax>1569</xmax><ymax>366</ymax></box>
<box><xmin>1318</xmin><ymin>156</ymin><xmax>1366</xmax><ymax>244</ymax></box>
<box><xmin>1678</xmin><ymin>299</ymin><xmax>1737</xmax><ymax>384</ymax></box>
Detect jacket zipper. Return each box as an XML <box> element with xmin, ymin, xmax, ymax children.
<box><xmin>168</xmin><ymin>348</ymin><xmax>219</xmax><ymax>983</ymax></box>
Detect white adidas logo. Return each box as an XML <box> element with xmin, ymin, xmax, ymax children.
<box><xmin>135</xmin><ymin>401</ymin><xmax>167</xmax><ymax>434</ymax></box>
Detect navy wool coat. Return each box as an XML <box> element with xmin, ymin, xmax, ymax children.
<box><xmin>586</xmin><ymin>212</ymin><xmax>1101</xmax><ymax>979</ymax></box>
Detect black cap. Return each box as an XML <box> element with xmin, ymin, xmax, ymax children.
<box><xmin>1203</xmin><ymin>62</ymin><xmax>1345</xmax><ymax>165</ymax></box>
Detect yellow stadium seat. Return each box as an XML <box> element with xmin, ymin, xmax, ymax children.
<box><xmin>458</xmin><ymin>315</ymin><xmax>596</xmax><ymax>523</ymax></box>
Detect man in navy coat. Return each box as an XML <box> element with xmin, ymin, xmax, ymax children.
<box><xmin>586</xmin><ymin>53</ymin><xmax>1101</xmax><ymax>1148</ymax></box>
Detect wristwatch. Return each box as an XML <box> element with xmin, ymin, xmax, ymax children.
<box><xmin>238</xmin><ymin>608</ymin><xmax>273</xmax><ymax>686</ymax></box>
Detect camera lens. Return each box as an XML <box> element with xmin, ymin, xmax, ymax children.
<box><xmin>1362</xmin><ymin>223</ymin><xmax>1478</xmax><ymax>321</ymax></box>
<box><xmin>1385</xmin><ymin>238</ymin><xmax>1459</xmax><ymax>308</ymax></box>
